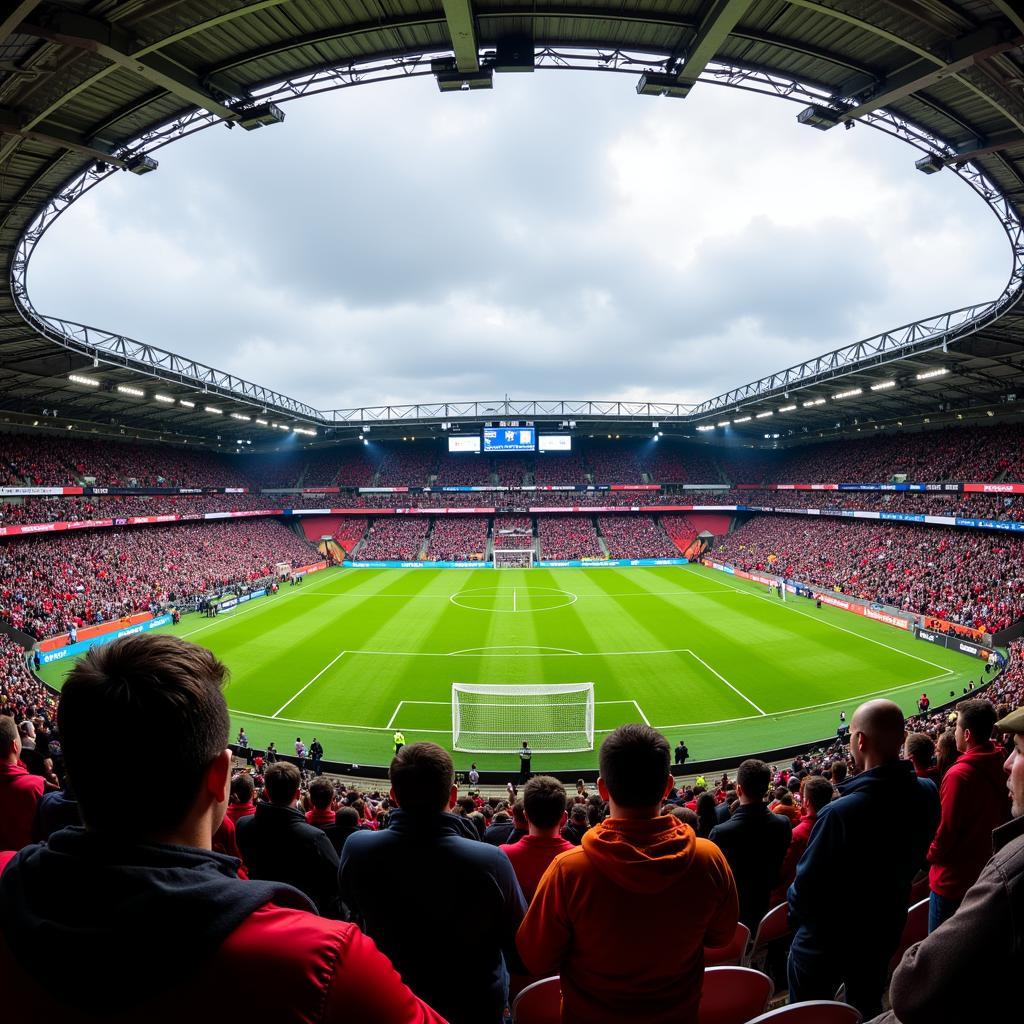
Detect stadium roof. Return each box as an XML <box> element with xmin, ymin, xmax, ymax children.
<box><xmin>3</xmin><ymin>0</ymin><xmax>1024</xmax><ymax>450</ymax></box>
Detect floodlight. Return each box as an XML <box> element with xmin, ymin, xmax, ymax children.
<box><xmin>797</xmin><ymin>105</ymin><xmax>841</xmax><ymax>130</ymax></box>
<box><xmin>636</xmin><ymin>73</ymin><xmax>691</xmax><ymax>98</ymax></box>
<box><xmin>68</xmin><ymin>374</ymin><xmax>100</xmax><ymax>387</ymax></box>
<box><xmin>234</xmin><ymin>102</ymin><xmax>285</xmax><ymax>131</ymax></box>
<box><xmin>915</xmin><ymin>153</ymin><xmax>944</xmax><ymax>174</ymax></box>
<box><xmin>125</xmin><ymin>154</ymin><xmax>158</xmax><ymax>175</ymax></box>
<box><xmin>435</xmin><ymin>66</ymin><xmax>493</xmax><ymax>91</ymax></box>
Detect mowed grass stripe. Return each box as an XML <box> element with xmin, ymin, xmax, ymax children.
<box><xmin>38</xmin><ymin>565</ymin><xmax>982</xmax><ymax>771</ymax></box>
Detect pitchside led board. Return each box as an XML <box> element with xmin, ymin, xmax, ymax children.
<box><xmin>482</xmin><ymin>427</ymin><xmax>536</xmax><ymax>453</ymax></box>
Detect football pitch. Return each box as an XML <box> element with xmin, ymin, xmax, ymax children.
<box><xmin>40</xmin><ymin>563</ymin><xmax>981</xmax><ymax>772</ymax></box>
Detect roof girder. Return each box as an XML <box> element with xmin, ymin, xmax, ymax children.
<box><xmin>440</xmin><ymin>0</ymin><xmax>480</xmax><ymax>73</ymax></box>
<box><xmin>671</xmin><ymin>0</ymin><xmax>757</xmax><ymax>91</ymax></box>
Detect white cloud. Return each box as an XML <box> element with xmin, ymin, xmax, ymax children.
<box><xmin>28</xmin><ymin>72</ymin><xmax>1008</xmax><ymax>412</ymax></box>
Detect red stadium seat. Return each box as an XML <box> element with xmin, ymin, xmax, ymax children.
<box><xmin>705</xmin><ymin>921</ymin><xmax>751</xmax><ymax>967</ymax></box>
<box><xmin>745</xmin><ymin>1002</ymin><xmax>862</xmax><ymax>1024</ymax></box>
<box><xmin>698</xmin><ymin>966</ymin><xmax>773</xmax><ymax>1024</ymax></box>
<box><xmin>889</xmin><ymin>897</ymin><xmax>930</xmax><ymax>973</ymax></box>
<box><xmin>748</xmin><ymin>903</ymin><xmax>791</xmax><ymax>964</ymax></box>
<box><xmin>511</xmin><ymin>976</ymin><xmax>561</xmax><ymax>1024</ymax></box>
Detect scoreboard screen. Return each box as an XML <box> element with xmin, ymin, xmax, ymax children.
<box><xmin>448</xmin><ymin>436</ymin><xmax>481</xmax><ymax>453</ymax></box>
<box><xmin>483</xmin><ymin>426</ymin><xmax>536</xmax><ymax>453</ymax></box>
<box><xmin>538</xmin><ymin>434</ymin><xmax>572</xmax><ymax>452</ymax></box>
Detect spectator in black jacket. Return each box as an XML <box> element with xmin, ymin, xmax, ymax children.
<box><xmin>236</xmin><ymin>762</ymin><xmax>342</xmax><ymax>918</ymax></box>
<box><xmin>708</xmin><ymin>759</ymin><xmax>791</xmax><ymax>931</ymax></box>
<box><xmin>339</xmin><ymin>742</ymin><xmax>527</xmax><ymax>1024</ymax></box>
<box><xmin>561</xmin><ymin>803</ymin><xmax>590</xmax><ymax>845</ymax></box>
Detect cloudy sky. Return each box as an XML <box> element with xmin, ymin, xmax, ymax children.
<box><xmin>29</xmin><ymin>71</ymin><xmax>1009</xmax><ymax>413</ymax></box>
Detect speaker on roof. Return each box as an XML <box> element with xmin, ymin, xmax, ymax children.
<box><xmin>494</xmin><ymin>36</ymin><xmax>535</xmax><ymax>73</ymax></box>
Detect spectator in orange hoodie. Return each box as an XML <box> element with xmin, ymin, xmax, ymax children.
<box><xmin>516</xmin><ymin>724</ymin><xmax>738</xmax><ymax>1024</ymax></box>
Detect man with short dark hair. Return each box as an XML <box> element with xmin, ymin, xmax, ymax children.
<box><xmin>708</xmin><ymin>758</ymin><xmax>791</xmax><ymax>931</ymax></box>
<box><xmin>517</xmin><ymin>724</ymin><xmax>738</xmax><ymax>1024</ymax></box>
<box><xmin>309</xmin><ymin>737</ymin><xmax>324</xmax><ymax>777</ymax></box>
<box><xmin>0</xmin><ymin>716</ymin><xmax>46</xmax><ymax>851</ymax></box>
<box><xmin>0</xmin><ymin>634</ymin><xmax>445</xmax><ymax>1023</ymax></box>
<box><xmin>237</xmin><ymin>762</ymin><xmax>342</xmax><ymax>918</ymax></box>
<box><xmin>225</xmin><ymin>772</ymin><xmax>256</xmax><ymax>824</ymax></box>
<box><xmin>561</xmin><ymin>802</ymin><xmax>590</xmax><ymax>845</ymax></box>
<box><xmin>770</xmin><ymin>775</ymin><xmax>834</xmax><ymax>907</ymax></box>
<box><xmin>501</xmin><ymin>775</ymin><xmax>572</xmax><ymax>900</ymax></box>
<box><xmin>340</xmin><ymin>741</ymin><xmax>527</xmax><ymax>1024</ymax></box>
<box><xmin>674</xmin><ymin>739</ymin><xmax>688</xmax><ymax>766</ymax></box>
<box><xmin>788</xmin><ymin>700</ymin><xmax>940</xmax><ymax>1019</ymax></box>
<box><xmin>926</xmin><ymin>698</ymin><xmax>1009</xmax><ymax>931</ymax></box>
<box><xmin>906</xmin><ymin>732</ymin><xmax>939</xmax><ymax>782</ymax></box>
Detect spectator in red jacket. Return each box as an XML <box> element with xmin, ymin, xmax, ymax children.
<box><xmin>0</xmin><ymin>634</ymin><xmax>446</xmax><ymax>1024</ymax></box>
<box><xmin>225</xmin><ymin>771</ymin><xmax>257</xmax><ymax>824</ymax></box>
<box><xmin>0</xmin><ymin>715</ymin><xmax>47</xmax><ymax>851</ymax></box>
<box><xmin>769</xmin><ymin>776</ymin><xmax>834</xmax><ymax>907</ymax></box>
<box><xmin>501</xmin><ymin>775</ymin><xmax>573</xmax><ymax>901</ymax></box>
<box><xmin>927</xmin><ymin>699</ymin><xmax>1011</xmax><ymax>932</ymax></box>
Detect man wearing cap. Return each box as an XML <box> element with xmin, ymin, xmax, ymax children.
<box><xmin>869</xmin><ymin>705</ymin><xmax>1024</xmax><ymax>1023</ymax></box>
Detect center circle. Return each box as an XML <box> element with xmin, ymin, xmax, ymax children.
<box><xmin>450</xmin><ymin>585</ymin><xmax>577</xmax><ymax>613</ymax></box>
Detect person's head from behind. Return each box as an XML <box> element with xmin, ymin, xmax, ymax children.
<box><xmin>597</xmin><ymin>724</ymin><xmax>672</xmax><ymax>816</ymax></box>
<box><xmin>58</xmin><ymin>634</ymin><xmax>229</xmax><ymax>842</ymax></box>
<box><xmin>736</xmin><ymin>759</ymin><xmax>771</xmax><ymax>804</ymax></box>
<box><xmin>229</xmin><ymin>772</ymin><xmax>254</xmax><ymax>806</ymax></box>
<box><xmin>830</xmin><ymin>759</ymin><xmax>848</xmax><ymax>783</ymax></box>
<box><xmin>336</xmin><ymin>805</ymin><xmax>359</xmax><ymax>830</ymax></box>
<box><xmin>905</xmin><ymin>732</ymin><xmax>935</xmax><ymax>771</ymax></box>
<box><xmin>308</xmin><ymin>776</ymin><xmax>335</xmax><ymax>811</ymax></box>
<box><xmin>522</xmin><ymin>775</ymin><xmax>568</xmax><ymax>835</ymax></box>
<box><xmin>956</xmin><ymin>699</ymin><xmax>997</xmax><ymax>753</ymax></box>
<box><xmin>512</xmin><ymin>798</ymin><xmax>528</xmax><ymax>830</ymax></box>
<box><xmin>389</xmin><ymin>741</ymin><xmax>455</xmax><ymax>815</ymax></box>
<box><xmin>263</xmin><ymin>762</ymin><xmax>300</xmax><ymax>807</ymax></box>
<box><xmin>569</xmin><ymin>803</ymin><xmax>588</xmax><ymax>829</ymax></box>
<box><xmin>849</xmin><ymin>699</ymin><xmax>905</xmax><ymax>771</ymax></box>
<box><xmin>0</xmin><ymin>716</ymin><xmax>20</xmax><ymax>764</ymax></box>
<box><xmin>801</xmin><ymin>776</ymin><xmax>834</xmax><ymax>816</ymax></box>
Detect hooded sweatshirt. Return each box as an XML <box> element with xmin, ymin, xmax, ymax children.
<box><xmin>928</xmin><ymin>741</ymin><xmax>1011</xmax><ymax>901</ymax></box>
<box><xmin>0</xmin><ymin>826</ymin><xmax>312</xmax><ymax>1014</ymax></box>
<box><xmin>516</xmin><ymin>814</ymin><xmax>738</xmax><ymax>1024</ymax></box>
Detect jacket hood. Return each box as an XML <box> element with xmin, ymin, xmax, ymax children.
<box><xmin>581</xmin><ymin>815</ymin><xmax>696</xmax><ymax>893</ymax></box>
<box><xmin>0</xmin><ymin>826</ymin><xmax>314</xmax><ymax>1013</ymax></box>
<box><xmin>957</xmin><ymin>743</ymin><xmax>1011</xmax><ymax>799</ymax></box>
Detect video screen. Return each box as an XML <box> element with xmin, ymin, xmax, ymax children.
<box><xmin>538</xmin><ymin>434</ymin><xmax>571</xmax><ymax>452</ymax></box>
<box><xmin>448</xmin><ymin>436</ymin><xmax>481</xmax><ymax>453</ymax></box>
<box><xmin>483</xmin><ymin>427</ymin><xmax>536</xmax><ymax>453</ymax></box>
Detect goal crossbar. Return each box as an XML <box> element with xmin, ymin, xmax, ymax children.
<box><xmin>452</xmin><ymin>682</ymin><xmax>594</xmax><ymax>753</ymax></box>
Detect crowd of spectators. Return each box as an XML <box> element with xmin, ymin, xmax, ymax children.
<box><xmin>587</xmin><ymin>442</ymin><xmax>646</xmax><ymax>484</ymax></box>
<box><xmin>425</xmin><ymin>517</ymin><xmax>488</xmax><ymax>561</ymax></box>
<box><xmin>0</xmin><ymin>519</ymin><xmax>318</xmax><ymax>639</ymax></box>
<box><xmin>537</xmin><ymin>515</ymin><xmax>602</xmax><ymax>560</ymax></box>
<box><xmin>597</xmin><ymin>515</ymin><xmax>678</xmax><ymax>558</ymax></box>
<box><xmin>374</xmin><ymin>447</ymin><xmax>437</xmax><ymax>488</ymax></box>
<box><xmin>532</xmin><ymin>452</ymin><xmax>588</xmax><ymax>485</ymax></box>
<box><xmin>714</xmin><ymin>515</ymin><xmax>1024</xmax><ymax>631</ymax></box>
<box><xmin>491</xmin><ymin>516</ymin><xmax>534</xmax><ymax>549</ymax></box>
<box><xmin>356</xmin><ymin>517</ymin><xmax>429</xmax><ymax>560</ymax></box>
<box><xmin>433</xmin><ymin>454</ymin><xmax>493</xmax><ymax>486</ymax></box>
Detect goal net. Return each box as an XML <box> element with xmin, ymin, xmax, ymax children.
<box><xmin>451</xmin><ymin>682</ymin><xmax>595</xmax><ymax>753</ymax></box>
<box><xmin>493</xmin><ymin>548</ymin><xmax>534</xmax><ymax>569</ymax></box>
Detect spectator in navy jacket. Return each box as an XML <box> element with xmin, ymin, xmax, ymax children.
<box><xmin>236</xmin><ymin>762</ymin><xmax>343</xmax><ymax>918</ymax></box>
<box><xmin>340</xmin><ymin>741</ymin><xmax>527</xmax><ymax>1024</ymax></box>
<box><xmin>788</xmin><ymin>699</ymin><xmax>940</xmax><ymax>1019</ymax></box>
<box><xmin>709</xmin><ymin>759</ymin><xmax>791</xmax><ymax>930</ymax></box>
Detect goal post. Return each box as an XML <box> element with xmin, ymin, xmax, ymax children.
<box><xmin>493</xmin><ymin>548</ymin><xmax>534</xmax><ymax>569</ymax></box>
<box><xmin>451</xmin><ymin>682</ymin><xmax>595</xmax><ymax>753</ymax></box>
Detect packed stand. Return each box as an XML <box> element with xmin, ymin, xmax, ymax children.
<box><xmin>532</xmin><ymin>452</ymin><xmax>588</xmax><ymax>485</ymax></box>
<box><xmin>644</xmin><ymin>444</ymin><xmax>722</xmax><ymax>483</ymax></box>
<box><xmin>433</xmin><ymin>454</ymin><xmax>493</xmax><ymax>486</ymax></box>
<box><xmin>492</xmin><ymin>515</ymin><xmax>534</xmax><ymax>548</ymax></box>
<box><xmin>356</xmin><ymin>517</ymin><xmax>429</xmax><ymax>560</ymax></box>
<box><xmin>494</xmin><ymin>456</ymin><xmax>532</xmax><ymax>487</ymax></box>
<box><xmin>713</xmin><ymin>515</ymin><xmax>1024</xmax><ymax>631</ymax></box>
<box><xmin>597</xmin><ymin>515</ymin><xmax>678</xmax><ymax>558</ymax></box>
<box><xmin>0</xmin><ymin>518</ymin><xmax>318</xmax><ymax>639</ymax></box>
<box><xmin>586</xmin><ymin>441</ymin><xmax>646</xmax><ymax>483</ymax></box>
<box><xmin>425</xmin><ymin>517</ymin><xmax>488</xmax><ymax>560</ymax></box>
<box><xmin>373</xmin><ymin>445</ymin><xmax>436</xmax><ymax>487</ymax></box>
<box><xmin>537</xmin><ymin>515</ymin><xmax>603</xmax><ymax>560</ymax></box>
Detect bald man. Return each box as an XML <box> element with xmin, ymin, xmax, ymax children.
<box><xmin>787</xmin><ymin>700</ymin><xmax>940</xmax><ymax>1019</ymax></box>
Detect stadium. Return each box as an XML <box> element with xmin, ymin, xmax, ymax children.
<box><xmin>1</xmin><ymin>2</ymin><xmax>1023</xmax><ymax>1023</ymax></box>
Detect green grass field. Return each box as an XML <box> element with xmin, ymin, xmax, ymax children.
<box><xmin>40</xmin><ymin>563</ymin><xmax>982</xmax><ymax>771</ymax></box>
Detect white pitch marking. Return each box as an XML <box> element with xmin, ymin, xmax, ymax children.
<box><xmin>631</xmin><ymin>700</ymin><xmax>651</xmax><ymax>726</ymax></box>
<box><xmin>271</xmin><ymin>649</ymin><xmax>347</xmax><ymax>718</ymax></box>
<box><xmin>685</xmin><ymin>649</ymin><xmax>767</xmax><ymax>716</ymax></box>
<box><xmin>695</xmin><ymin>567</ymin><xmax>955</xmax><ymax>676</ymax></box>
<box><xmin>513</xmin><ymin>588</ymin><xmax>517</xmax><ymax>613</ymax></box>
<box><xmin>448</xmin><ymin>645</ymin><xmax>584</xmax><ymax>656</ymax></box>
<box><xmin>385</xmin><ymin>701</ymin><xmax>404</xmax><ymax>729</ymax></box>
